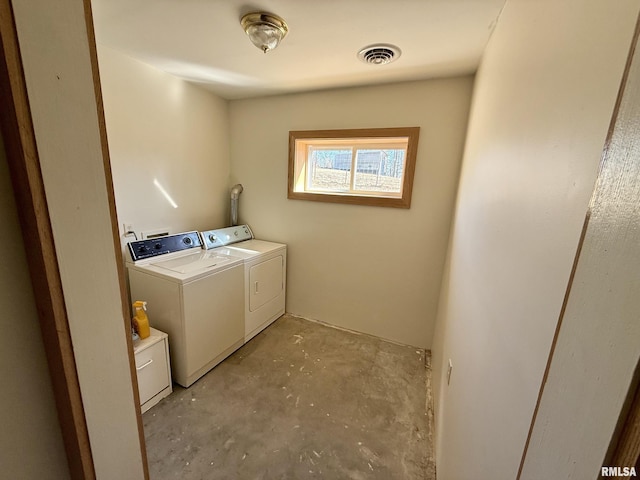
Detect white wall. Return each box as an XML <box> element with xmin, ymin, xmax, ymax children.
<box><xmin>98</xmin><ymin>46</ymin><xmax>231</xmax><ymax>240</ymax></box>
<box><xmin>229</xmin><ymin>78</ymin><xmax>473</xmax><ymax>348</ymax></box>
<box><xmin>430</xmin><ymin>1</ymin><xmax>640</xmax><ymax>479</ymax></box>
<box><xmin>0</xmin><ymin>132</ymin><xmax>70</xmax><ymax>479</ymax></box>
<box><xmin>11</xmin><ymin>1</ymin><xmax>146</xmax><ymax>477</ymax></box>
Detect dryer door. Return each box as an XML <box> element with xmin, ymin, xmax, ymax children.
<box><xmin>249</xmin><ymin>255</ymin><xmax>284</xmax><ymax>312</ymax></box>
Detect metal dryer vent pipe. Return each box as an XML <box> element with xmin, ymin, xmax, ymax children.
<box><xmin>230</xmin><ymin>184</ymin><xmax>243</xmax><ymax>226</ymax></box>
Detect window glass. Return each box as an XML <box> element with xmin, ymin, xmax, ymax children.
<box><xmin>307</xmin><ymin>148</ymin><xmax>352</xmax><ymax>192</ymax></box>
<box><xmin>353</xmin><ymin>149</ymin><xmax>405</xmax><ymax>194</ymax></box>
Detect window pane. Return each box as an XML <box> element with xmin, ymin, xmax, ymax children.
<box><xmin>353</xmin><ymin>149</ymin><xmax>405</xmax><ymax>193</ymax></box>
<box><xmin>307</xmin><ymin>148</ymin><xmax>352</xmax><ymax>192</ymax></box>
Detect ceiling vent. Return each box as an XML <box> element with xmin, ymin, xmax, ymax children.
<box><xmin>357</xmin><ymin>44</ymin><xmax>401</xmax><ymax>65</ymax></box>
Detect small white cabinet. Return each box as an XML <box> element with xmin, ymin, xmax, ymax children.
<box><xmin>134</xmin><ymin>327</ymin><xmax>172</xmax><ymax>413</ymax></box>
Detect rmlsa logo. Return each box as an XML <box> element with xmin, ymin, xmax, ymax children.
<box><xmin>602</xmin><ymin>466</ymin><xmax>637</xmax><ymax>477</ymax></box>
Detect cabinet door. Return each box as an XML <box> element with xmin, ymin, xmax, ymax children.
<box><xmin>249</xmin><ymin>255</ymin><xmax>284</xmax><ymax>312</ymax></box>
<box><xmin>136</xmin><ymin>340</ymin><xmax>170</xmax><ymax>405</ymax></box>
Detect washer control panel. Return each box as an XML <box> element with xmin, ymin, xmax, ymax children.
<box><xmin>200</xmin><ymin>225</ymin><xmax>253</xmax><ymax>250</ymax></box>
<box><xmin>128</xmin><ymin>231</ymin><xmax>202</xmax><ymax>261</ymax></box>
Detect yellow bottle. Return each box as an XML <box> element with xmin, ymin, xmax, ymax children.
<box><xmin>133</xmin><ymin>301</ymin><xmax>150</xmax><ymax>339</ymax></box>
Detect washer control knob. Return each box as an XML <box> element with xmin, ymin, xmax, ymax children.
<box><xmin>234</xmin><ymin>231</ymin><xmax>239</xmax><ymax>237</ymax></box>
<box><xmin>138</xmin><ymin>245</ymin><xmax>148</xmax><ymax>253</ymax></box>
<box><xmin>209</xmin><ymin>234</ymin><xmax>216</xmax><ymax>243</ymax></box>
<box><xmin>154</xmin><ymin>243</ymin><xmax>162</xmax><ymax>250</ymax></box>
<box><xmin>183</xmin><ymin>237</ymin><xmax>192</xmax><ymax>246</ymax></box>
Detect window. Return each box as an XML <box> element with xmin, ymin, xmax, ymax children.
<box><xmin>288</xmin><ymin>127</ymin><xmax>420</xmax><ymax>208</ymax></box>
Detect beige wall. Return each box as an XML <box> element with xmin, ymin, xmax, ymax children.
<box><xmin>431</xmin><ymin>1</ymin><xmax>640</xmax><ymax>479</ymax></box>
<box><xmin>0</xmin><ymin>132</ymin><xmax>70</xmax><ymax>479</ymax></box>
<box><xmin>228</xmin><ymin>78</ymin><xmax>473</xmax><ymax>348</ymax></box>
<box><xmin>11</xmin><ymin>1</ymin><xmax>146</xmax><ymax>477</ymax></box>
<box><xmin>98</xmin><ymin>45</ymin><xmax>231</xmax><ymax>241</ymax></box>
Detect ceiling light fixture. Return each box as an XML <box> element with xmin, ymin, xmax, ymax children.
<box><xmin>240</xmin><ymin>12</ymin><xmax>289</xmax><ymax>53</ymax></box>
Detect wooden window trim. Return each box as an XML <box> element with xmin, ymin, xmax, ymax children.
<box><xmin>288</xmin><ymin>127</ymin><xmax>420</xmax><ymax>208</ymax></box>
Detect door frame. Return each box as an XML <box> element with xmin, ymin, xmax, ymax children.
<box><xmin>0</xmin><ymin>1</ymin><xmax>148</xmax><ymax>478</ymax></box>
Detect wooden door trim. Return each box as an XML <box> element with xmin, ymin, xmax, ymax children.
<box><xmin>607</xmin><ymin>359</ymin><xmax>640</xmax><ymax>476</ymax></box>
<box><xmin>0</xmin><ymin>0</ymin><xmax>95</xmax><ymax>478</ymax></box>
<box><xmin>82</xmin><ymin>1</ymin><xmax>150</xmax><ymax>477</ymax></box>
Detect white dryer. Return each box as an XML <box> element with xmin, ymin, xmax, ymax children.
<box><xmin>126</xmin><ymin>231</ymin><xmax>245</xmax><ymax>387</ymax></box>
<box><xmin>200</xmin><ymin>225</ymin><xmax>287</xmax><ymax>342</ymax></box>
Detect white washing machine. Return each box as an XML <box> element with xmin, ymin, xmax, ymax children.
<box><xmin>200</xmin><ymin>225</ymin><xmax>287</xmax><ymax>342</ymax></box>
<box><xmin>126</xmin><ymin>231</ymin><xmax>245</xmax><ymax>387</ymax></box>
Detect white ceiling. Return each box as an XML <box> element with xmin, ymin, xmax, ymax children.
<box><xmin>91</xmin><ymin>0</ymin><xmax>506</xmax><ymax>100</ymax></box>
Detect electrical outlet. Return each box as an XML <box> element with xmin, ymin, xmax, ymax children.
<box><xmin>447</xmin><ymin>359</ymin><xmax>453</xmax><ymax>385</ymax></box>
<box><xmin>123</xmin><ymin>222</ymin><xmax>134</xmax><ymax>233</ymax></box>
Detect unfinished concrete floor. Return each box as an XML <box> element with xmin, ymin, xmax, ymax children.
<box><xmin>143</xmin><ymin>314</ymin><xmax>435</xmax><ymax>479</ymax></box>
